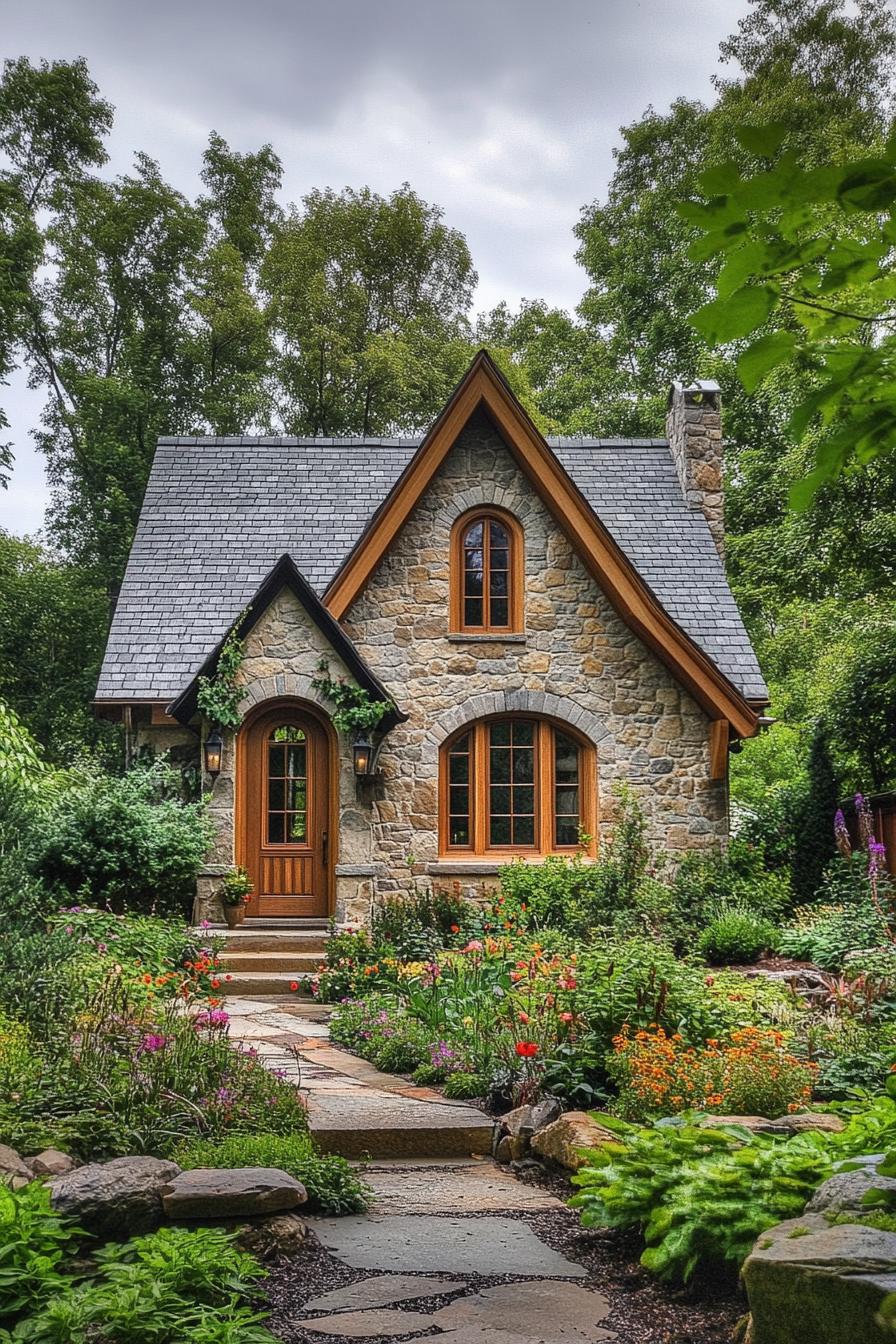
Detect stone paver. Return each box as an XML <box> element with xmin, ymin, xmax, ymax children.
<box><xmin>302</xmin><ymin>1307</ymin><xmax>437</xmax><ymax>1336</ymax></box>
<box><xmin>310</xmin><ymin>1215</ymin><xmax>588</xmax><ymax>1277</ymax></box>
<box><xmin>432</xmin><ymin>1281</ymin><xmax>613</xmax><ymax>1340</ymax></box>
<box><xmin>303</xmin><ymin>1274</ymin><xmax>467</xmax><ymax>1314</ymax></box>
<box><xmin>364</xmin><ymin>1161</ymin><xmax>562</xmax><ymax>1213</ymax></box>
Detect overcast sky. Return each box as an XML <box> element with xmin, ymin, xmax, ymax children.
<box><xmin>0</xmin><ymin>0</ymin><xmax>750</xmax><ymax>537</ymax></box>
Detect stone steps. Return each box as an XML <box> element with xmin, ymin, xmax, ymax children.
<box><xmin>220</xmin><ymin>950</ymin><xmax>324</xmax><ymax>975</ymax></box>
<box><xmin>222</xmin><ymin>970</ymin><xmax>316</xmax><ymax>996</ymax></box>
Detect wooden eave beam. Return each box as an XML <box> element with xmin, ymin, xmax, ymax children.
<box><xmin>323</xmin><ymin>352</ymin><xmax>759</xmax><ymax>741</ymax></box>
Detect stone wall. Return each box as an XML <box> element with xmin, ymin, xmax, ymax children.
<box><xmin>342</xmin><ymin>408</ymin><xmax>727</xmax><ymax>905</ymax></box>
<box><xmin>140</xmin><ymin>409</ymin><xmax>729</xmax><ymax>924</ymax></box>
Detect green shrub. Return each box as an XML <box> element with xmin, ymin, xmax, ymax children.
<box><xmin>372</xmin><ymin>889</ymin><xmax>474</xmax><ymax>958</ymax></box>
<box><xmin>670</xmin><ymin>840</ymin><xmax>792</xmax><ymax>934</ymax></box>
<box><xmin>0</xmin><ymin>1182</ymin><xmax>80</xmax><ymax>1317</ymax></box>
<box><xmin>329</xmin><ymin>995</ymin><xmax>429</xmax><ymax>1075</ymax></box>
<box><xmin>35</xmin><ymin>757</ymin><xmax>212</xmax><ymax>918</ymax></box>
<box><xmin>779</xmin><ymin>899</ymin><xmax>887</xmax><ymax>969</ymax></box>
<box><xmin>697</xmin><ymin>906</ymin><xmax>779</xmax><ymax>964</ymax></box>
<box><xmin>576</xmin><ymin>938</ymin><xmax>723</xmax><ymax>1050</ymax></box>
<box><xmin>571</xmin><ymin>1090</ymin><xmax>896</xmax><ymax>1282</ymax></box>
<box><xmin>442</xmin><ymin>1070</ymin><xmax>490</xmax><ymax>1099</ymax></box>
<box><xmin>11</xmin><ymin>1224</ymin><xmax>275</xmax><ymax>1342</ymax></box>
<box><xmin>173</xmin><ymin>1132</ymin><xmax>370</xmax><ymax>1215</ymax></box>
<box><xmin>313</xmin><ymin>927</ymin><xmax>384</xmax><ymax>1002</ymax></box>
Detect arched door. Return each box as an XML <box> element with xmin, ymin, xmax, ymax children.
<box><xmin>238</xmin><ymin>706</ymin><xmax>331</xmax><ymax>918</ymax></box>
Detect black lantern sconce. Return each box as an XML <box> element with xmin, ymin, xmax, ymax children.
<box><xmin>204</xmin><ymin>727</ymin><xmax>224</xmax><ymax>781</ymax></box>
<box><xmin>352</xmin><ymin>731</ymin><xmax>384</xmax><ymax>797</ymax></box>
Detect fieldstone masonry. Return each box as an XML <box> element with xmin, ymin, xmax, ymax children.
<box><xmin>145</xmin><ymin>408</ymin><xmax>731</xmax><ymax>925</ymax></box>
<box><xmin>666</xmin><ymin>380</ymin><xmax>725</xmax><ymax>559</ymax></box>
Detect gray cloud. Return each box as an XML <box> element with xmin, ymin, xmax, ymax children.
<box><xmin>0</xmin><ymin>0</ymin><xmax>749</xmax><ymax>533</ymax></box>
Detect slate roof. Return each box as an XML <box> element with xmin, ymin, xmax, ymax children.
<box><xmin>95</xmin><ymin>433</ymin><xmax>768</xmax><ymax>706</ymax></box>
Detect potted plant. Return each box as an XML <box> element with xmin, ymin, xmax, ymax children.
<box><xmin>220</xmin><ymin>865</ymin><xmax>253</xmax><ymax>927</ymax></box>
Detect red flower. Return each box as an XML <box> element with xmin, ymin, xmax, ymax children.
<box><xmin>290</xmin><ymin>981</ymin><xmax>299</xmax><ymax>992</ymax></box>
<box><xmin>450</xmin><ymin>924</ymin><xmax>460</xmax><ymax>934</ymax></box>
<box><xmin>515</xmin><ymin>1041</ymin><xmax>539</xmax><ymax>1058</ymax></box>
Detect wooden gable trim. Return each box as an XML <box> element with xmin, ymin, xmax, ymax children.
<box><xmin>709</xmin><ymin>719</ymin><xmax>730</xmax><ymax>780</ymax></box>
<box><xmin>323</xmin><ymin>350</ymin><xmax>760</xmax><ymax>740</ymax></box>
<box><xmin>167</xmin><ymin>553</ymin><xmax>407</xmax><ymax>728</ymax></box>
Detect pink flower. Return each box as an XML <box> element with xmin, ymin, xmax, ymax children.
<box><xmin>463</xmin><ymin>940</ymin><xmax>484</xmax><ymax>953</ymax></box>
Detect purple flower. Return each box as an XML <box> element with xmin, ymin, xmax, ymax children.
<box><xmin>216</xmin><ymin>1087</ymin><xmax>235</xmax><ymax>1104</ymax></box>
<box><xmin>137</xmin><ymin>1033</ymin><xmax>169</xmax><ymax>1055</ymax></box>
<box><xmin>870</xmin><ymin>838</ymin><xmax>887</xmax><ymax>877</ymax></box>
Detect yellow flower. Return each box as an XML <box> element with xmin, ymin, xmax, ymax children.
<box><xmin>462</xmin><ymin>1015</ymin><xmax>473</xmax><ymax>1028</ymax></box>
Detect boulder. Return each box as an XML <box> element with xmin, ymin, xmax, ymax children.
<box><xmin>0</xmin><ymin>1143</ymin><xmax>34</xmax><ymax>1189</ymax></box>
<box><xmin>530</xmin><ymin>1097</ymin><xmax>562</xmax><ymax>1132</ymax></box>
<box><xmin>531</xmin><ymin>1112</ymin><xmax>618</xmax><ymax>1171</ymax></box>
<box><xmin>807</xmin><ymin>1167</ymin><xmax>896</xmax><ymax>1217</ymax></box>
<box><xmin>697</xmin><ymin>1113</ymin><xmax>846</xmax><ymax>1138</ymax></box>
<box><xmin>161</xmin><ymin>1167</ymin><xmax>307</xmax><ymax>1219</ymax></box>
<box><xmin>762</xmin><ymin>1113</ymin><xmax>846</xmax><ymax>1137</ymax></box>
<box><xmin>499</xmin><ymin>1104</ymin><xmax>534</xmax><ymax>1138</ymax></box>
<box><xmin>27</xmin><ymin>1149</ymin><xmax>76</xmax><ymax>1178</ymax></box>
<box><xmin>234</xmin><ymin>1212</ymin><xmax>308</xmax><ymax>1260</ymax></box>
<box><xmin>50</xmin><ymin>1157</ymin><xmax>180</xmax><ymax>1237</ymax></box>
<box><xmin>494</xmin><ymin>1134</ymin><xmax>528</xmax><ymax>1164</ymax></box>
<box><xmin>743</xmin><ymin>1215</ymin><xmax>896</xmax><ymax>1344</ymax></box>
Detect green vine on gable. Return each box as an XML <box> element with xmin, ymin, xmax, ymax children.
<box><xmin>196</xmin><ymin>622</ymin><xmax>248</xmax><ymax>730</ymax></box>
<box><xmin>311</xmin><ymin>661</ymin><xmax>393</xmax><ymax>735</ymax></box>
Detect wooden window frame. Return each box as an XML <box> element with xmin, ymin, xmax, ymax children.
<box><xmin>450</xmin><ymin>507</ymin><xmax>524</xmax><ymax>634</ymax></box>
<box><xmin>439</xmin><ymin>715</ymin><xmax>596</xmax><ymax>858</ymax></box>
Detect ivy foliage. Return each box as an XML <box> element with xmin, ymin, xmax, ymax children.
<box><xmin>310</xmin><ymin>663</ymin><xmax>394</xmax><ymax>735</ymax></box>
<box><xmin>684</xmin><ymin>123</ymin><xmax>896</xmax><ymax>504</ymax></box>
<box><xmin>196</xmin><ymin>623</ymin><xmax>247</xmax><ymax>730</ymax></box>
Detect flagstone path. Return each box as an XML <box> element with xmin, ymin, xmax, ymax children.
<box><xmin>223</xmin><ymin>994</ymin><xmax>618</xmax><ymax>1343</ymax></box>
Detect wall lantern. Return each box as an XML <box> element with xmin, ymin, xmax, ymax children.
<box><xmin>204</xmin><ymin>727</ymin><xmax>224</xmax><ymax>780</ymax></box>
<box><xmin>352</xmin><ymin>734</ymin><xmax>374</xmax><ymax>778</ymax></box>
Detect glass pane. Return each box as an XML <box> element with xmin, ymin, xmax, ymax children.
<box><xmin>490</xmin><ymin>814</ymin><xmax>511</xmax><ymax>846</ymax></box>
<box><xmin>514</xmin><ymin>815</ymin><xmax>535</xmax><ymax>846</ymax></box>
<box><xmin>491</xmin><ymin>569</ymin><xmax>508</xmax><ymax>598</ymax></box>
<box><xmin>514</xmin><ymin>785</ymin><xmax>535</xmax><ymax>815</ymax></box>
<box><xmin>448</xmin><ymin>752</ymin><xmax>470</xmax><ymax>784</ymax></box>
<box><xmin>268</xmin><ymin>813</ymin><xmax>284</xmax><ymax>844</ymax></box>
<box><xmin>555</xmin><ymin>733</ymin><xmax>579</xmax><ymax>783</ymax></box>
<box><xmin>289</xmin><ymin>779</ymin><xmax>307</xmax><ymax>811</ymax></box>
<box><xmin>512</xmin><ymin>747</ymin><xmax>534</xmax><ymax>783</ymax></box>
<box><xmin>268</xmin><ymin>779</ymin><xmax>285</xmax><ymax>810</ymax></box>
<box><xmin>555</xmin><ymin>787</ymin><xmax>579</xmax><ymax>816</ymax></box>
<box><xmin>464</xmin><ymin>567</ymin><xmax>483</xmax><ymax>598</ymax></box>
<box><xmin>513</xmin><ymin>720</ymin><xmax>535</xmax><ymax>747</ymax></box>
<box><xmin>268</xmin><ymin>744</ymin><xmax>285</xmax><ymax>777</ymax></box>
<box><xmin>489</xmin><ymin>520</ymin><xmax>509</xmax><ymax>547</ymax></box>
<box><xmin>490</xmin><ymin>784</ymin><xmax>511</xmax><ymax>814</ymax></box>
<box><xmin>490</xmin><ymin>722</ymin><xmax>511</xmax><ymax>747</ymax></box>
<box><xmin>286</xmin><ymin>743</ymin><xmax>306</xmax><ymax>778</ymax></box>
<box><xmin>490</xmin><ymin>748</ymin><xmax>511</xmax><ymax>783</ymax></box>
<box><xmin>449</xmin><ymin>785</ymin><xmax>469</xmax><ymax>816</ymax></box>
<box><xmin>450</xmin><ymin>819</ymin><xmax>470</xmax><ymax>846</ymax></box>
<box><xmin>556</xmin><ymin>817</ymin><xmax>579</xmax><ymax>847</ymax></box>
<box><xmin>287</xmin><ymin>812</ymin><xmax>306</xmax><ymax>842</ymax></box>
<box><xmin>464</xmin><ymin>597</ymin><xmax>483</xmax><ymax>627</ymax></box>
<box><xmin>490</xmin><ymin>598</ymin><xmax>509</xmax><ymax>627</ymax></box>
<box><xmin>465</xmin><ymin>521</ymin><xmax>483</xmax><ymax>547</ymax></box>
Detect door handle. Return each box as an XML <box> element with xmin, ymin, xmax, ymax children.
<box><xmin>322</xmin><ymin>830</ymin><xmax>329</xmax><ymax>864</ymax></box>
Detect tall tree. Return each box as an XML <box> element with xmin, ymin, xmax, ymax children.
<box><xmin>262</xmin><ymin>184</ymin><xmax>476</xmax><ymax>435</ymax></box>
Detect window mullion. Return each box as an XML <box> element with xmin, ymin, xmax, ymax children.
<box><xmin>538</xmin><ymin>722</ymin><xmax>552</xmax><ymax>854</ymax></box>
<box><xmin>474</xmin><ymin>721</ymin><xmax>487</xmax><ymax>855</ymax></box>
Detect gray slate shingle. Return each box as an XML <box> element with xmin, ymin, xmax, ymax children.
<box><xmin>96</xmin><ymin>436</ymin><xmax>768</xmax><ymax>704</ymax></box>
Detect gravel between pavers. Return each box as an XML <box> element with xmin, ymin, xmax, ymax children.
<box><xmin>265</xmin><ymin>1205</ymin><xmax>745</xmax><ymax>1344</ymax></box>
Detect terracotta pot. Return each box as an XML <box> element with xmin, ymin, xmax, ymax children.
<box><xmin>222</xmin><ymin>903</ymin><xmax>246</xmax><ymax>929</ymax></box>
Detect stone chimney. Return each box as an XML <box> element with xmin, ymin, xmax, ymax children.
<box><xmin>665</xmin><ymin>380</ymin><xmax>724</xmax><ymax>559</ymax></box>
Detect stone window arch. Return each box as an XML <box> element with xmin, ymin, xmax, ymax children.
<box><xmin>450</xmin><ymin>507</ymin><xmax>524</xmax><ymax>634</ymax></box>
<box><xmin>439</xmin><ymin>714</ymin><xmax>596</xmax><ymax>857</ymax></box>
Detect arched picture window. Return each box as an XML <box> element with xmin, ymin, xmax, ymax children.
<box><xmin>439</xmin><ymin>716</ymin><xmax>595</xmax><ymax>856</ymax></box>
<box><xmin>450</xmin><ymin>509</ymin><xmax>523</xmax><ymax>634</ymax></box>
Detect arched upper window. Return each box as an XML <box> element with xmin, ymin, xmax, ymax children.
<box><xmin>439</xmin><ymin>716</ymin><xmax>595</xmax><ymax>856</ymax></box>
<box><xmin>450</xmin><ymin>508</ymin><xmax>523</xmax><ymax>634</ymax></box>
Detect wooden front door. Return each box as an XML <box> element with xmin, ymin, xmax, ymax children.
<box><xmin>240</xmin><ymin>708</ymin><xmax>330</xmax><ymax>918</ymax></box>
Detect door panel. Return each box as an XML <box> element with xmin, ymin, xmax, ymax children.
<box><xmin>239</xmin><ymin>708</ymin><xmax>330</xmax><ymax>918</ymax></box>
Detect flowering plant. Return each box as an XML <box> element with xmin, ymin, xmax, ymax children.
<box><xmin>608</xmin><ymin>1024</ymin><xmax>817</xmax><ymax>1121</ymax></box>
<box><xmin>221</xmin><ymin>866</ymin><xmax>253</xmax><ymax>908</ymax></box>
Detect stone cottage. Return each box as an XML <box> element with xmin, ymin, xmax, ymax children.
<box><xmin>95</xmin><ymin>352</ymin><xmax>768</xmax><ymax>923</ymax></box>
